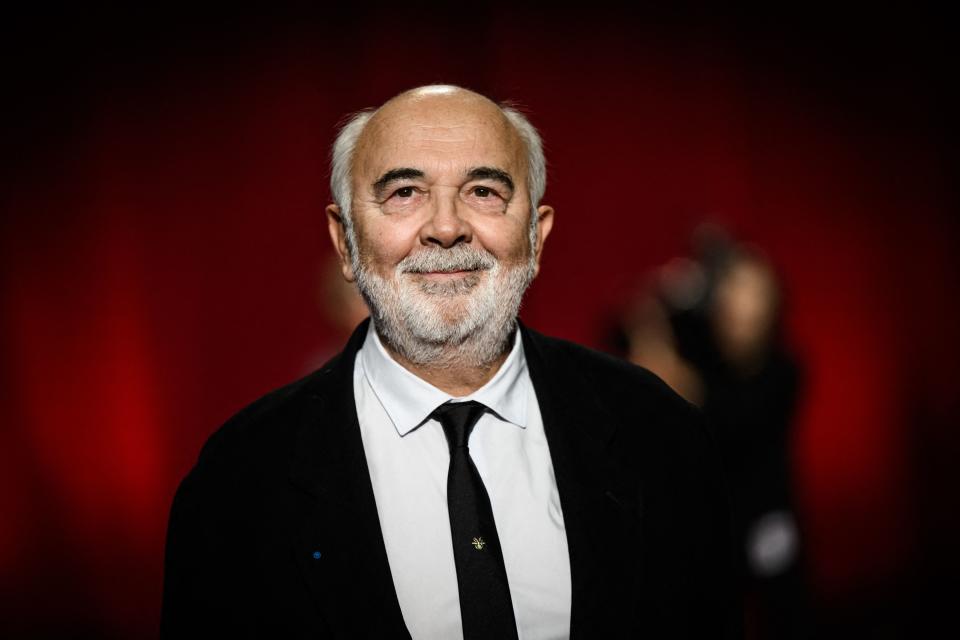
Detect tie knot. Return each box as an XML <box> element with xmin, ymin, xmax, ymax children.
<box><xmin>432</xmin><ymin>401</ymin><xmax>487</xmax><ymax>451</ymax></box>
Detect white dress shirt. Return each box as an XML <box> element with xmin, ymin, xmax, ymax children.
<box><xmin>353</xmin><ymin>324</ymin><xmax>572</xmax><ymax>640</ymax></box>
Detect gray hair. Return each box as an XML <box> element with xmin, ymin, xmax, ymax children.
<box><xmin>329</xmin><ymin>87</ymin><xmax>547</xmax><ymax>256</ymax></box>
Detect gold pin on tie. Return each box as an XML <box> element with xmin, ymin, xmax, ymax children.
<box><xmin>471</xmin><ymin>537</ymin><xmax>486</xmax><ymax>550</ymax></box>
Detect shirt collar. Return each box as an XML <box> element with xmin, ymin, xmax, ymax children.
<box><xmin>359</xmin><ymin>323</ymin><xmax>530</xmax><ymax>437</ymax></box>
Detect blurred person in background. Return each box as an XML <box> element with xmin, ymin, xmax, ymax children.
<box><xmin>302</xmin><ymin>254</ymin><xmax>372</xmax><ymax>372</ymax></box>
<box><xmin>615</xmin><ymin>226</ymin><xmax>809</xmax><ymax>639</ymax></box>
<box><xmin>161</xmin><ymin>85</ymin><xmax>738</xmax><ymax>638</ymax></box>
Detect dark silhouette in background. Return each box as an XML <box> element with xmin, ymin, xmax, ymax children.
<box><xmin>611</xmin><ymin>226</ymin><xmax>809</xmax><ymax>638</ymax></box>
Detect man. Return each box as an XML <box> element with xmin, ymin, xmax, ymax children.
<box><xmin>161</xmin><ymin>85</ymin><xmax>737</xmax><ymax>638</ymax></box>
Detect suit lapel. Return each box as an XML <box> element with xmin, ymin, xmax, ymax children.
<box><xmin>287</xmin><ymin>320</ymin><xmax>409</xmax><ymax>638</ymax></box>
<box><xmin>522</xmin><ymin>325</ymin><xmax>644</xmax><ymax>638</ymax></box>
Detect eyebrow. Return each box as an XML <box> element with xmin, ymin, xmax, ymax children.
<box><xmin>372</xmin><ymin>168</ymin><xmax>425</xmax><ymax>198</ymax></box>
<box><xmin>371</xmin><ymin>166</ymin><xmax>516</xmax><ymax>198</ymax></box>
<box><xmin>467</xmin><ymin>166</ymin><xmax>514</xmax><ymax>192</ymax></box>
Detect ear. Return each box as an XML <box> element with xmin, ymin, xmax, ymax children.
<box><xmin>326</xmin><ymin>204</ymin><xmax>356</xmax><ymax>282</ymax></box>
<box><xmin>532</xmin><ymin>204</ymin><xmax>554</xmax><ymax>278</ymax></box>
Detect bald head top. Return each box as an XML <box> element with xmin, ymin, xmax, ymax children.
<box><xmin>329</xmin><ymin>85</ymin><xmax>546</xmax><ymax>234</ymax></box>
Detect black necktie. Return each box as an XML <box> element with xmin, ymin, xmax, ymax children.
<box><xmin>432</xmin><ymin>401</ymin><xmax>519</xmax><ymax>640</ymax></box>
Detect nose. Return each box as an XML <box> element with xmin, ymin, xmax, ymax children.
<box><xmin>419</xmin><ymin>189</ymin><xmax>472</xmax><ymax>248</ymax></box>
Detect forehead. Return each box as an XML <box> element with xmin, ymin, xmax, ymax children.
<box><xmin>354</xmin><ymin>96</ymin><xmax>525</xmax><ymax>180</ymax></box>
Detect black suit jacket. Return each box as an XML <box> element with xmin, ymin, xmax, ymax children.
<box><xmin>161</xmin><ymin>321</ymin><xmax>738</xmax><ymax>638</ymax></box>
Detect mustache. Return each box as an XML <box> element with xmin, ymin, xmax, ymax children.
<box><xmin>399</xmin><ymin>244</ymin><xmax>497</xmax><ymax>274</ymax></box>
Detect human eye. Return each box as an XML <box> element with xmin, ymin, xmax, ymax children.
<box><xmin>473</xmin><ymin>186</ymin><xmax>495</xmax><ymax>198</ymax></box>
<box><xmin>380</xmin><ymin>184</ymin><xmax>427</xmax><ymax>215</ymax></box>
<box><xmin>469</xmin><ymin>185</ymin><xmax>503</xmax><ymax>199</ymax></box>
<box><xmin>464</xmin><ymin>184</ymin><xmax>508</xmax><ymax>213</ymax></box>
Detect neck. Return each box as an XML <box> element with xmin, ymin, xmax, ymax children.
<box><xmin>378</xmin><ymin>330</ymin><xmax>514</xmax><ymax>397</ymax></box>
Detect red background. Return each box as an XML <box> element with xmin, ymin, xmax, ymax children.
<box><xmin>2</xmin><ymin>6</ymin><xmax>958</xmax><ymax>637</ymax></box>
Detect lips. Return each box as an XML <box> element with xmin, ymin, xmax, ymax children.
<box><xmin>422</xmin><ymin>269</ymin><xmax>474</xmax><ymax>275</ymax></box>
<box><xmin>398</xmin><ymin>245</ymin><xmax>497</xmax><ymax>276</ymax></box>
<box><xmin>413</xmin><ymin>270</ymin><xmax>480</xmax><ymax>283</ymax></box>
<box><xmin>405</xmin><ymin>266</ymin><xmax>485</xmax><ymax>277</ymax></box>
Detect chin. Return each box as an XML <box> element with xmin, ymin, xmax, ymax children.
<box><xmin>357</xmin><ymin>255</ymin><xmax>533</xmax><ymax>367</ymax></box>
<box><xmin>411</xmin><ymin>271</ymin><xmax>485</xmax><ymax>297</ymax></box>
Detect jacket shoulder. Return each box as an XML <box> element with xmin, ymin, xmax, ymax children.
<box><xmin>191</xmin><ymin>352</ymin><xmax>344</xmax><ymax>475</ymax></box>
<box><xmin>524</xmin><ymin>327</ymin><xmax>714</xmax><ymax>460</ymax></box>
<box><xmin>527</xmin><ymin>328</ymin><xmax>693</xmax><ymax>414</ymax></box>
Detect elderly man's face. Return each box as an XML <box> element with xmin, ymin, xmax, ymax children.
<box><xmin>328</xmin><ymin>89</ymin><xmax>553</xmax><ymax>365</ymax></box>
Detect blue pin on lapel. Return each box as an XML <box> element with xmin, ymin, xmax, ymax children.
<box><xmin>312</xmin><ymin>551</ymin><xmax>321</xmax><ymax>560</ymax></box>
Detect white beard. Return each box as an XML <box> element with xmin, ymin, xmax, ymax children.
<box><xmin>352</xmin><ymin>242</ymin><xmax>535</xmax><ymax>368</ymax></box>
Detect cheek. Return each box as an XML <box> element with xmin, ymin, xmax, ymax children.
<box><xmin>473</xmin><ymin>216</ymin><xmax>532</xmax><ymax>262</ymax></box>
<box><xmin>355</xmin><ymin>219</ymin><xmax>420</xmax><ymax>269</ymax></box>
